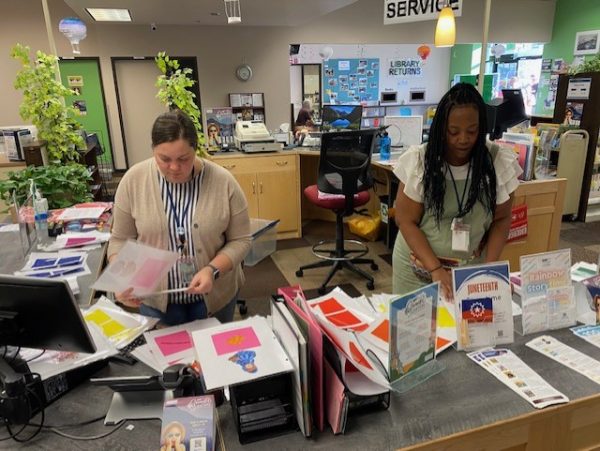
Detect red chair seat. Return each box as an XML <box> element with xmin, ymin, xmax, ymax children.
<box><xmin>304</xmin><ymin>184</ymin><xmax>370</xmax><ymax>210</ymax></box>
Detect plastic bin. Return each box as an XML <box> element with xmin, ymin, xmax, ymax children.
<box><xmin>244</xmin><ymin>218</ymin><xmax>279</xmax><ymax>266</ymax></box>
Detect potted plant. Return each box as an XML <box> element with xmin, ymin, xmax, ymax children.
<box><xmin>11</xmin><ymin>43</ymin><xmax>85</xmax><ymax>163</ymax></box>
<box><xmin>0</xmin><ymin>164</ymin><xmax>92</xmax><ymax>211</ymax></box>
<box><xmin>155</xmin><ymin>52</ymin><xmax>207</xmax><ymax>157</ymax></box>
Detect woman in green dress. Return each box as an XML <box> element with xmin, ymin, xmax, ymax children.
<box><xmin>392</xmin><ymin>83</ymin><xmax>522</xmax><ymax>299</ymax></box>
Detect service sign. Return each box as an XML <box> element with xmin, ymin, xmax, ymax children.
<box><xmin>384</xmin><ymin>0</ymin><xmax>462</xmax><ymax>25</ymax></box>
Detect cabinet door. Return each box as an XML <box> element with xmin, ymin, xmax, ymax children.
<box><xmin>232</xmin><ymin>172</ymin><xmax>259</xmax><ymax>219</ymax></box>
<box><xmin>258</xmin><ymin>168</ymin><xmax>299</xmax><ymax>233</ymax></box>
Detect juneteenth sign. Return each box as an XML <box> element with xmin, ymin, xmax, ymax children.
<box><xmin>389</xmin><ymin>59</ymin><xmax>422</xmax><ymax>76</ymax></box>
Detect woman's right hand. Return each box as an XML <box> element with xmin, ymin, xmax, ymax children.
<box><xmin>431</xmin><ymin>267</ymin><xmax>454</xmax><ymax>302</ymax></box>
<box><xmin>115</xmin><ymin>287</ymin><xmax>142</xmax><ymax>308</ymax></box>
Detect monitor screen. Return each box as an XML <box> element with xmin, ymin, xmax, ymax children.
<box><xmin>321</xmin><ymin>105</ymin><xmax>363</xmax><ymax>131</ymax></box>
<box><xmin>0</xmin><ymin>275</ymin><xmax>95</xmax><ymax>353</ymax></box>
<box><xmin>486</xmin><ymin>89</ymin><xmax>528</xmax><ymax>140</ymax></box>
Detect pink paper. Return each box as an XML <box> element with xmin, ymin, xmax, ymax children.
<box><xmin>154</xmin><ymin>330</ymin><xmax>192</xmax><ymax>357</ymax></box>
<box><xmin>211</xmin><ymin>326</ymin><xmax>261</xmax><ymax>356</ymax></box>
<box><xmin>131</xmin><ymin>258</ymin><xmax>169</xmax><ymax>288</ymax></box>
<box><xmin>65</xmin><ymin>237</ymin><xmax>96</xmax><ymax>248</ymax></box>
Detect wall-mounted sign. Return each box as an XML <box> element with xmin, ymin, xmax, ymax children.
<box><xmin>389</xmin><ymin>59</ymin><xmax>423</xmax><ymax>77</ymax></box>
<box><xmin>384</xmin><ymin>0</ymin><xmax>462</xmax><ymax>25</ymax></box>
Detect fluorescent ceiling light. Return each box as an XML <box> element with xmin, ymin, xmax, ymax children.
<box><xmin>86</xmin><ymin>8</ymin><xmax>132</xmax><ymax>22</ymax></box>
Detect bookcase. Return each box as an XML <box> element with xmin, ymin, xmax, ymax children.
<box><xmin>229</xmin><ymin>93</ymin><xmax>266</xmax><ymax>122</ymax></box>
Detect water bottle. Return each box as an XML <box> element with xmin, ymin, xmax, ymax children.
<box><xmin>380</xmin><ymin>132</ymin><xmax>391</xmax><ymax>161</ymax></box>
<box><xmin>34</xmin><ymin>190</ymin><xmax>50</xmax><ymax>246</ymax></box>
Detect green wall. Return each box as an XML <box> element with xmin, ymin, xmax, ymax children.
<box><xmin>535</xmin><ymin>0</ymin><xmax>600</xmax><ymax>115</ymax></box>
<box><xmin>449</xmin><ymin>44</ymin><xmax>476</xmax><ymax>84</ymax></box>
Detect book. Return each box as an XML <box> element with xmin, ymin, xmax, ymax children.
<box><xmin>161</xmin><ymin>395</ymin><xmax>216</xmax><ymax>451</ymax></box>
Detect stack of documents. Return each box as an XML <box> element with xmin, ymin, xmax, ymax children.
<box><xmin>15</xmin><ymin>251</ymin><xmax>90</xmax><ymax>280</ymax></box>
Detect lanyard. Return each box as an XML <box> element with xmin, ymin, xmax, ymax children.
<box><xmin>446</xmin><ymin>162</ymin><xmax>471</xmax><ymax>218</ymax></box>
<box><xmin>164</xmin><ymin>172</ymin><xmax>194</xmax><ymax>252</ymax></box>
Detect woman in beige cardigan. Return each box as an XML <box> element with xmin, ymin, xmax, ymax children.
<box><xmin>107</xmin><ymin>110</ymin><xmax>252</xmax><ymax>325</ymax></box>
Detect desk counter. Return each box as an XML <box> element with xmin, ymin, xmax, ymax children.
<box><xmin>3</xmin><ymin>324</ymin><xmax>600</xmax><ymax>450</ymax></box>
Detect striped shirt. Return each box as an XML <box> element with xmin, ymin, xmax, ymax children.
<box><xmin>158</xmin><ymin>168</ymin><xmax>205</xmax><ymax>304</ymax></box>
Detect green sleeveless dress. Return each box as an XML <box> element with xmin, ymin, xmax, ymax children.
<box><xmin>392</xmin><ymin>145</ymin><xmax>503</xmax><ymax>296</ymax></box>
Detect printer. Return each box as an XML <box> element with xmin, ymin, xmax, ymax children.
<box><xmin>234</xmin><ymin>121</ymin><xmax>282</xmax><ymax>153</ymax></box>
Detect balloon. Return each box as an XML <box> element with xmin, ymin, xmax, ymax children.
<box><xmin>59</xmin><ymin>17</ymin><xmax>87</xmax><ymax>54</ymax></box>
<box><xmin>417</xmin><ymin>45</ymin><xmax>431</xmax><ymax>61</ymax></box>
<box><xmin>319</xmin><ymin>46</ymin><xmax>334</xmax><ymax>61</ymax></box>
<box><xmin>491</xmin><ymin>44</ymin><xmax>506</xmax><ymax>57</ymax></box>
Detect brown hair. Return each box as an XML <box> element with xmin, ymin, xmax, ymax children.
<box><xmin>151</xmin><ymin>110</ymin><xmax>198</xmax><ymax>150</ymax></box>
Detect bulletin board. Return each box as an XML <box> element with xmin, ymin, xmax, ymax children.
<box><xmin>323</xmin><ymin>58</ymin><xmax>380</xmax><ymax>104</ymax></box>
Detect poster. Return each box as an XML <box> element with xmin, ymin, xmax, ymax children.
<box><xmin>323</xmin><ymin>58</ymin><xmax>380</xmax><ymax>104</ymax></box>
<box><xmin>205</xmin><ymin>107</ymin><xmax>235</xmax><ymax>150</ymax></box>
<box><xmin>564</xmin><ymin>101</ymin><xmax>584</xmax><ymax>126</ymax></box>
<box><xmin>389</xmin><ymin>282</ymin><xmax>437</xmax><ymax>381</ymax></box>
<box><xmin>452</xmin><ymin>262</ymin><xmax>513</xmax><ymax>350</ymax></box>
<box><xmin>520</xmin><ymin>249</ymin><xmax>576</xmax><ymax>334</ymax></box>
<box><xmin>67</xmin><ymin>75</ymin><xmax>84</xmax><ymax>86</ymax></box>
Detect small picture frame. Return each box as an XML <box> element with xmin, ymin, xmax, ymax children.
<box><xmin>574</xmin><ymin>30</ymin><xmax>600</xmax><ymax>55</ymax></box>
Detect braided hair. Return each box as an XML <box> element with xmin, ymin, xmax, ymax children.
<box><xmin>423</xmin><ymin>83</ymin><xmax>496</xmax><ymax>226</ymax></box>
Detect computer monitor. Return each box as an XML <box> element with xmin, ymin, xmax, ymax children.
<box><xmin>486</xmin><ymin>89</ymin><xmax>528</xmax><ymax>140</ymax></box>
<box><xmin>0</xmin><ymin>275</ymin><xmax>95</xmax><ymax>353</ymax></box>
<box><xmin>321</xmin><ymin>105</ymin><xmax>363</xmax><ymax>131</ymax></box>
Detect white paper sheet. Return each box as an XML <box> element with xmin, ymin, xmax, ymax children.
<box><xmin>92</xmin><ymin>240</ymin><xmax>178</xmax><ymax>296</ymax></box>
<box><xmin>57</xmin><ymin>206</ymin><xmax>106</xmax><ymax>221</ymax></box>
<box><xmin>192</xmin><ymin>316</ymin><xmax>293</xmax><ymax>391</ymax></box>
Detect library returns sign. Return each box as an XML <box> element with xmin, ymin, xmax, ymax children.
<box><xmin>384</xmin><ymin>0</ymin><xmax>462</xmax><ymax>25</ymax></box>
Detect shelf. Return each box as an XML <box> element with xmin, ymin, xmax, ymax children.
<box><xmin>232</xmin><ymin>106</ymin><xmax>264</xmax><ymax>110</ymax></box>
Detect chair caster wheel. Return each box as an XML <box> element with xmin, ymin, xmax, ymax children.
<box><xmin>318</xmin><ymin>286</ymin><xmax>326</xmax><ymax>295</ymax></box>
<box><xmin>239</xmin><ymin>304</ymin><xmax>248</xmax><ymax>315</ymax></box>
<box><xmin>367</xmin><ymin>281</ymin><xmax>375</xmax><ymax>290</ymax></box>
<box><xmin>296</xmin><ymin>270</ymin><xmax>304</xmax><ymax>277</ymax></box>
<box><xmin>371</xmin><ymin>263</ymin><xmax>379</xmax><ymax>271</ymax></box>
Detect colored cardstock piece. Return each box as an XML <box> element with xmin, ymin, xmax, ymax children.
<box><xmin>57</xmin><ymin>256</ymin><xmax>84</xmax><ymax>267</ymax></box>
<box><xmin>326</xmin><ymin>310</ymin><xmax>365</xmax><ymax>329</ymax></box>
<box><xmin>154</xmin><ymin>330</ymin><xmax>193</xmax><ymax>357</ymax></box>
<box><xmin>32</xmin><ymin>257</ymin><xmax>58</xmax><ymax>269</ymax></box>
<box><xmin>315</xmin><ymin>297</ymin><xmax>346</xmax><ymax>315</ymax></box>
<box><xmin>370</xmin><ymin>319</ymin><xmax>389</xmax><ymax>343</ymax></box>
<box><xmin>462</xmin><ymin>298</ymin><xmax>494</xmax><ymax>323</ymax></box>
<box><xmin>211</xmin><ymin>326</ymin><xmax>261</xmax><ymax>356</ymax></box>
<box><xmin>437</xmin><ymin>304</ymin><xmax>455</xmax><ymax>328</ymax></box>
<box><xmin>64</xmin><ymin>237</ymin><xmax>96</xmax><ymax>248</ymax></box>
<box><xmin>131</xmin><ymin>258</ymin><xmax>169</xmax><ymax>288</ymax></box>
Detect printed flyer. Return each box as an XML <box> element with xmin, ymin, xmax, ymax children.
<box><xmin>520</xmin><ymin>249</ymin><xmax>576</xmax><ymax>334</ymax></box>
<box><xmin>453</xmin><ymin>262</ymin><xmax>513</xmax><ymax>351</ymax></box>
<box><xmin>389</xmin><ymin>282</ymin><xmax>437</xmax><ymax>382</ymax></box>
<box><xmin>467</xmin><ymin>348</ymin><xmax>569</xmax><ymax>409</ymax></box>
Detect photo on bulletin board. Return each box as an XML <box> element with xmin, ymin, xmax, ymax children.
<box><xmin>323</xmin><ymin>58</ymin><xmax>380</xmax><ymax>104</ymax></box>
<box><xmin>67</xmin><ymin>75</ymin><xmax>84</xmax><ymax>87</ymax></box>
<box><xmin>574</xmin><ymin>30</ymin><xmax>600</xmax><ymax>55</ymax></box>
<box><xmin>541</xmin><ymin>59</ymin><xmax>552</xmax><ymax>72</ymax></box>
<box><xmin>73</xmin><ymin>100</ymin><xmax>87</xmax><ymax>116</ymax></box>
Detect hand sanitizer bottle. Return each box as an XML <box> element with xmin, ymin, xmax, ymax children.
<box><xmin>34</xmin><ymin>190</ymin><xmax>50</xmax><ymax>245</ymax></box>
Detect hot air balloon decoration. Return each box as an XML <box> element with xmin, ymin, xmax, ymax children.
<box><xmin>417</xmin><ymin>45</ymin><xmax>431</xmax><ymax>62</ymax></box>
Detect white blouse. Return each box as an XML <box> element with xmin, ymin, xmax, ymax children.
<box><xmin>392</xmin><ymin>143</ymin><xmax>523</xmax><ymax>205</ymax></box>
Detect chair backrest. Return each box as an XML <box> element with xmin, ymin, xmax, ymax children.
<box><xmin>317</xmin><ymin>129</ymin><xmax>377</xmax><ymax>215</ymax></box>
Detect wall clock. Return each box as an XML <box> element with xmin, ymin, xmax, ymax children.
<box><xmin>235</xmin><ymin>64</ymin><xmax>253</xmax><ymax>82</ymax></box>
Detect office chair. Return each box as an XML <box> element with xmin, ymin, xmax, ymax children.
<box><xmin>296</xmin><ymin>129</ymin><xmax>379</xmax><ymax>294</ymax></box>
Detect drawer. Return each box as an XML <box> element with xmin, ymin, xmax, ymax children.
<box><xmin>214</xmin><ymin>154</ymin><xmax>296</xmax><ymax>174</ymax></box>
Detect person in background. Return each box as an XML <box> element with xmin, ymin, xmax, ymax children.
<box><xmin>392</xmin><ymin>83</ymin><xmax>522</xmax><ymax>299</ymax></box>
<box><xmin>107</xmin><ymin>110</ymin><xmax>251</xmax><ymax>325</ymax></box>
<box><xmin>294</xmin><ymin>99</ymin><xmax>315</xmax><ymax>141</ymax></box>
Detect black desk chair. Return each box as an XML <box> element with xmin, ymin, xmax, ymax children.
<box><xmin>296</xmin><ymin>129</ymin><xmax>379</xmax><ymax>294</ymax></box>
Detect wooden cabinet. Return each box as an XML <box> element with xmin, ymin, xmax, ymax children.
<box><xmin>214</xmin><ymin>153</ymin><xmax>301</xmax><ymax>239</ymax></box>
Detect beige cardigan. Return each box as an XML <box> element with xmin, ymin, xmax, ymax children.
<box><xmin>107</xmin><ymin>157</ymin><xmax>252</xmax><ymax>314</ymax></box>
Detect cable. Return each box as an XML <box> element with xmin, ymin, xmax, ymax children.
<box><xmin>26</xmin><ymin>349</ymin><xmax>46</xmax><ymax>363</ymax></box>
<box><xmin>45</xmin><ymin>420</ymin><xmax>126</xmax><ymax>440</ymax></box>
<box><xmin>29</xmin><ymin>413</ymin><xmax>106</xmax><ymax>429</ymax></box>
<box><xmin>0</xmin><ymin>424</ymin><xmax>27</xmax><ymax>441</ymax></box>
<box><xmin>4</xmin><ymin>388</ymin><xmax>44</xmax><ymax>443</ymax></box>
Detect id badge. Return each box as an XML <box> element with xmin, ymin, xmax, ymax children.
<box><xmin>178</xmin><ymin>255</ymin><xmax>197</xmax><ymax>285</ymax></box>
<box><xmin>451</xmin><ymin>217</ymin><xmax>470</xmax><ymax>253</ymax></box>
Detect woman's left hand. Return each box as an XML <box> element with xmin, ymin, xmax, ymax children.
<box><xmin>187</xmin><ymin>266</ymin><xmax>214</xmax><ymax>295</ymax></box>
